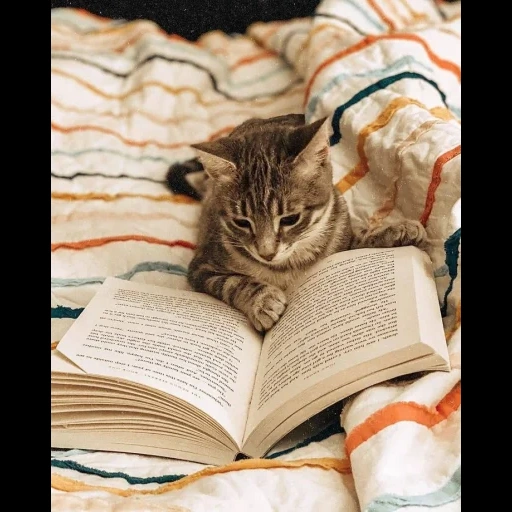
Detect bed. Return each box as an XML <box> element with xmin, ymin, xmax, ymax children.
<box><xmin>51</xmin><ymin>0</ymin><xmax>461</xmax><ymax>509</ymax></box>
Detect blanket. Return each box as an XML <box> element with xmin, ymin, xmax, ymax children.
<box><xmin>51</xmin><ymin>1</ymin><xmax>461</xmax><ymax>510</ymax></box>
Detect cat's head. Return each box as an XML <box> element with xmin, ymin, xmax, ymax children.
<box><xmin>192</xmin><ymin>115</ymin><xmax>334</xmax><ymax>266</ymax></box>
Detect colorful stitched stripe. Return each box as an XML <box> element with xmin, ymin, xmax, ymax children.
<box><xmin>51</xmin><ymin>306</ymin><xmax>84</xmax><ymax>319</ymax></box>
<box><xmin>304</xmin><ymin>32</ymin><xmax>461</xmax><ymax>104</ymax></box>
<box><xmin>329</xmin><ymin>72</ymin><xmax>448</xmax><ymax>145</ymax></box>
<box><xmin>51</xmin><ymin>457</ymin><xmax>352</xmax><ymax>496</ymax></box>
<box><xmin>51</xmin><ymin>261</ymin><xmax>188</xmax><ymax>288</ymax></box>
<box><xmin>51</xmin><ymin>236</ymin><xmax>196</xmax><ymax>252</ymax></box>
<box><xmin>419</xmin><ymin>145</ymin><xmax>461</xmax><ymax>226</ymax></box>
<box><xmin>51</xmin><ymin>192</ymin><xmax>198</xmax><ymax>204</ymax></box>
<box><xmin>345</xmin><ymin>382</ymin><xmax>461</xmax><ymax>456</ymax></box>
<box><xmin>366</xmin><ymin>466</ymin><xmax>461</xmax><ymax>512</ymax></box>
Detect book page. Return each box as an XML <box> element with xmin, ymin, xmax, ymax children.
<box><xmin>56</xmin><ymin>278</ymin><xmax>262</xmax><ymax>446</ymax></box>
<box><xmin>244</xmin><ymin>246</ymin><xmax>433</xmax><ymax>438</ymax></box>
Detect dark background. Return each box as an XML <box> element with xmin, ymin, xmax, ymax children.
<box><xmin>50</xmin><ymin>0</ymin><xmax>322</xmax><ymax>40</ymax></box>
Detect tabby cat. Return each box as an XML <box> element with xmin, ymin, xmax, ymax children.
<box><xmin>166</xmin><ymin>114</ymin><xmax>427</xmax><ymax>332</ymax></box>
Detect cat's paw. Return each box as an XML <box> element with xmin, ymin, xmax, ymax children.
<box><xmin>247</xmin><ymin>285</ymin><xmax>287</xmax><ymax>333</ymax></box>
<box><xmin>357</xmin><ymin>220</ymin><xmax>428</xmax><ymax>249</ymax></box>
<box><xmin>385</xmin><ymin>220</ymin><xmax>428</xmax><ymax>248</ymax></box>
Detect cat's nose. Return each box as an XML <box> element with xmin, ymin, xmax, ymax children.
<box><xmin>260</xmin><ymin>250</ymin><xmax>277</xmax><ymax>262</ymax></box>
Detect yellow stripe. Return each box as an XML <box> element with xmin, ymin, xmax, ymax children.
<box><xmin>51</xmin><ymin>191</ymin><xmax>198</xmax><ymax>204</ymax></box>
<box><xmin>430</xmin><ymin>106</ymin><xmax>458</xmax><ymax>122</ymax></box>
<box><xmin>51</xmin><ymin>457</ymin><xmax>351</xmax><ymax>496</ymax></box>
<box><xmin>336</xmin><ymin>98</ymin><xmax>457</xmax><ymax>194</ymax></box>
<box><xmin>52</xmin><ymin>68</ymin><xmax>303</xmax><ymax>107</ymax></box>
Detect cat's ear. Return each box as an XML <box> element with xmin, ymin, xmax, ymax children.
<box><xmin>292</xmin><ymin>117</ymin><xmax>330</xmax><ymax>168</ymax></box>
<box><xmin>191</xmin><ymin>140</ymin><xmax>236</xmax><ymax>181</ymax></box>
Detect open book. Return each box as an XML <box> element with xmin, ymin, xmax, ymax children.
<box><xmin>51</xmin><ymin>246</ymin><xmax>450</xmax><ymax>465</ymax></box>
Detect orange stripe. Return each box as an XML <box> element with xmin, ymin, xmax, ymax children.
<box><xmin>304</xmin><ymin>33</ymin><xmax>461</xmax><ymax>104</ymax></box>
<box><xmin>51</xmin><ymin>68</ymin><xmax>219</xmax><ymax>106</ymax></box>
<box><xmin>51</xmin><ymin>121</ymin><xmax>188</xmax><ymax>150</ymax></box>
<box><xmin>51</xmin><ymin>341</ymin><xmax>59</xmax><ymax>350</ymax></box>
<box><xmin>51</xmin><ymin>191</ymin><xmax>198</xmax><ymax>204</ymax></box>
<box><xmin>336</xmin><ymin>98</ymin><xmax>454</xmax><ymax>194</ymax></box>
<box><xmin>367</xmin><ymin>0</ymin><xmax>397</xmax><ymax>30</ymax></box>
<box><xmin>51</xmin><ymin>121</ymin><xmax>234</xmax><ymax>149</ymax></box>
<box><xmin>51</xmin><ymin>236</ymin><xmax>196</xmax><ymax>252</ymax></box>
<box><xmin>345</xmin><ymin>382</ymin><xmax>461</xmax><ymax>456</ymax></box>
<box><xmin>51</xmin><ymin>97</ymin><xmax>266</xmax><ymax>126</ymax></box>
<box><xmin>51</xmin><ymin>68</ymin><xmax>302</xmax><ymax>107</ymax></box>
<box><xmin>51</xmin><ymin>97</ymin><xmax>187</xmax><ymax>126</ymax></box>
<box><xmin>52</xmin><ymin>22</ymin><xmax>278</xmax><ymax>63</ymax></box>
<box><xmin>230</xmin><ymin>50</ymin><xmax>277</xmax><ymax>69</ymax></box>
<box><xmin>51</xmin><ymin>457</ymin><xmax>351</xmax><ymax>496</ymax></box>
<box><xmin>419</xmin><ymin>145</ymin><xmax>461</xmax><ymax>226</ymax></box>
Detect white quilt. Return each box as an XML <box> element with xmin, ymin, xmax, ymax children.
<box><xmin>51</xmin><ymin>1</ymin><xmax>461</xmax><ymax>510</ymax></box>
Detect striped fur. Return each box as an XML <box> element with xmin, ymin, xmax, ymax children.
<box><xmin>169</xmin><ymin>114</ymin><xmax>427</xmax><ymax>331</ymax></box>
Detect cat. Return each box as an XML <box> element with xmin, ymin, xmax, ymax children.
<box><xmin>166</xmin><ymin>114</ymin><xmax>427</xmax><ymax>332</ymax></box>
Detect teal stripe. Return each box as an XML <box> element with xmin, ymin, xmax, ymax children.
<box><xmin>51</xmin><ymin>459</ymin><xmax>186</xmax><ymax>485</ymax></box>
<box><xmin>305</xmin><ymin>56</ymin><xmax>435</xmax><ymax>121</ymax></box>
<box><xmin>441</xmin><ymin>228</ymin><xmax>461</xmax><ymax>317</ymax></box>
<box><xmin>51</xmin><ymin>261</ymin><xmax>188</xmax><ymax>288</ymax></box>
<box><xmin>337</xmin><ymin>0</ymin><xmax>386</xmax><ymax>31</ymax></box>
<box><xmin>51</xmin><ymin>422</ymin><xmax>343</xmax><ymax>485</ymax></box>
<box><xmin>329</xmin><ymin>72</ymin><xmax>448</xmax><ymax>145</ymax></box>
<box><xmin>51</xmin><ymin>306</ymin><xmax>84</xmax><ymax>319</ymax></box>
<box><xmin>366</xmin><ymin>466</ymin><xmax>461</xmax><ymax>512</ymax></box>
<box><xmin>51</xmin><ymin>148</ymin><xmax>178</xmax><ymax>164</ymax></box>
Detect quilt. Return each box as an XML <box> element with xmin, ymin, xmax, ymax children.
<box><xmin>51</xmin><ymin>1</ymin><xmax>461</xmax><ymax>510</ymax></box>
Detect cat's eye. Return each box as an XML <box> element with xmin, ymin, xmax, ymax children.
<box><xmin>233</xmin><ymin>218</ymin><xmax>252</xmax><ymax>229</ymax></box>
<box><xmin>280</xmin><ymin>214</ymin><xmax>300</xmax><ymax>227</ymax></box>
